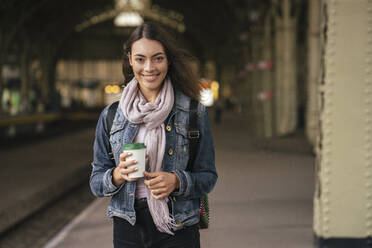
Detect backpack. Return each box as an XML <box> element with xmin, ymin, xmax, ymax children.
<box><xmin>105</xmin><ymin>100</ymin><xmax>209</xmax><ymax>229</ymax></box>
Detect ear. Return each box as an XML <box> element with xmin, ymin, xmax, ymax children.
<box><xmin>128</xmin><ymin>52</ymin><xmax>133</xmax><ymax>66</ymax></box>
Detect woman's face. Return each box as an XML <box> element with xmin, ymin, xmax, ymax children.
<box><xmin>129</xmin><ymin>38</ymin><xmax>168</xmax><ymax>101</ymax></box>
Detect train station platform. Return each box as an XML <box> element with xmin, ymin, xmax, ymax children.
<box><xmin>41</xmin><ymin>112</ymin><xmax>315</xmax><ymax>248</ymax></box>
<box><xmin>0</xmin><ymin>126</ymin><xmax>95</xmax><ymax>235</ymax></box>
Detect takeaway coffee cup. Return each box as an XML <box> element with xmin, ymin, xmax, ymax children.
<box><xmin>122</xmin><ymin>143</ymin><xmax>147</xmax><ymax>178</ymax></box>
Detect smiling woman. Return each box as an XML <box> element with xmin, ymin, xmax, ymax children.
<box><xmin>90</xmin><ymin>22</ymin><xmax>218</xmax><ymax>248</ymax></box>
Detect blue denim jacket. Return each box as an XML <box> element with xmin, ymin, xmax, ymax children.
<box><xmin>90</xmin><ymin>90</ymin><xmax>217</xmax><ymax>230</ymax></box>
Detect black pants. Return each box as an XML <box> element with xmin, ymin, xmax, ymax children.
<box><xmin>113</xmin><ymin>199</ymin><xmax>200</xmax><ymax>248</ymax></box>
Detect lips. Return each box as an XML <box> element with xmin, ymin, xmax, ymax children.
<box><xmin>142</xmin><ymin>73</ymin><xmax>159</xmax><ymax>82</ymax></box>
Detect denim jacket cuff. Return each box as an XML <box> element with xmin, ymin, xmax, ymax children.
<box><xmin>103</xmin><ymin>168</ymin><xmax>123</xmax><ymax>196</ymax></box>
<box><xmin>170</xmin><ymin>170</ymin><xmax>192</xmax><ymax>197</ymax></box>
<box><xmin>170</xmin><ymin>170</ymin><xmax>186</xmax><ymax>196</ymax></box>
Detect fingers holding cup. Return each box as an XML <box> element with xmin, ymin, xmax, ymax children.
<box><xmin>119</xmin><ymin>152</ymin><xmax>132</xmax><ymax>162</ymax></box>
<box><xmin>118</xmin><ymin>159</ymin><xmax>138</xmax><ymax>182</ymax></box>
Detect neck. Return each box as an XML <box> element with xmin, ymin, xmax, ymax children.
<box><xmin>139</xmin><ymin>88</ymin><xmax>159</xmax><ymax>103</ymax></box>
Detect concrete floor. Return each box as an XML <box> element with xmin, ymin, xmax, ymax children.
<box><xmin>0</xmin><ymin>128</ymin><xmax>95</xmax><ymax>235</ymax></box>
<box><xmin>44</xmin><ymin>112</ymin><xmax>315</xmax><ymax>248</ymax></box>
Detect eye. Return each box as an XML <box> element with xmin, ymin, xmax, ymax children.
<box><xmin>155</xmin><ymin>56</ymin><xmax>164</xmax><ymax>62</ymax></box>
<box><xmin>135</xmin><ymin>57</ymin><xmax>144</xmax><ymax>63</ymax></box>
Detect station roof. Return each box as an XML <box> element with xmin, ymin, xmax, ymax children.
<box><xmin>0</xmin><ymin>0</ymin><xmax>271</xmax><ymax>63</ymax></box>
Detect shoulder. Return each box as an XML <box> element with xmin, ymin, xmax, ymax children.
<box><xmin>98</xmin><ymin>101</ymin><xmax>120</xmax><ymax>125</ymax></box>
<box><xmin>106</xmin><ymin>101</ymin><xmax>119</xmax><ymax>118</ymax></box>
<box><xmin>174</xmin><ymin>89</ymin><xmax>206</xmax><ymax>116</ymax></box>
<box><xmin>99</xmin><ymin>102</ymin><xmax>113</xmax><ymax>117</ymax></box>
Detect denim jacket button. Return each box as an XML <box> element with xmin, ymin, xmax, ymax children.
<box><xmin>168</xmin><ymin>148</ymin><xmax>174</xmax><ymax>155</ymax></box>
<box><xmin>166</xmin><ymin>125</ymin><xmax>172</xmax><ymax>132</ymax></box>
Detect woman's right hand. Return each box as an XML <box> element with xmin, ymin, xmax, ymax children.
<box><xmin>112</xmin><ymin>152</ymin><xmax>138</xmax><ymax>187</ymax></box>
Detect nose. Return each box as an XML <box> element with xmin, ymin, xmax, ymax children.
<box><xmin>144</xmin><ymin>60</ymin><xmax>154</xmax><ymax>72</ymax></box>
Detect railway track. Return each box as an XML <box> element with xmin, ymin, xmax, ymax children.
<box><xmin>0</xmin><ymin>182</ymin><xmax>95</xmax><ymax>248</ymax></box>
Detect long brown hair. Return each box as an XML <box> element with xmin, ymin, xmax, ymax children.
<box><xmin>122</xmin><ymin>22</ymin><xmax>200</xmax><ymax>100</ymax></box>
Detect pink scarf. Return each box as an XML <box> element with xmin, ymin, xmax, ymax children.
<box><xmin>119</xmin><ymin>77</ymin><xmax>176</xmax><ymax>234</ymax></box>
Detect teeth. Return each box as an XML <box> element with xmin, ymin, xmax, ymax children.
<box><xmin>143</xmin><ymin>75</ymin><xmax>157</xmax><ymax>81</ymax></box>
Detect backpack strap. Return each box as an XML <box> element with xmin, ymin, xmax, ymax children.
<box><xmin>106</xmin><ymin>101</ymin><xmax>119</xmax><ymax>161</ymax></box>
<box><xmin>186</xmin><ymin>99</ymin><xmax>200</xmax><ymax>171</ymax></box>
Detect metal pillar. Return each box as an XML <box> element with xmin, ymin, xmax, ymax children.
<box><xmin>274</xmin><ymin>0</ymin><xmax>298</xmax><ymax>136</ymax></box>
<box><xmin>306</xmin><ymin>0</ymin><xmax>321</xmax><ymax>146</ymax></box>
<box><xmin>262</xmin><ymin>13</ymin><xmax>275</xmax><ymax>138</ymax></box>
<box><xmin>314</xmin><ymin>0</ymin><xmax>372</xmax><ymax>247</ymax></box>
<box><xmin>251</xmin><ymin>33</ymin><xmax>264</xmax><ymax>136</ymax></box>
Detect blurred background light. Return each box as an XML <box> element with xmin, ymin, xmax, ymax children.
<box><xmin>104</xmin><ymin>84</ymin><xmax>121</xmax><ymax>94</ymax></box>
<box><xmin>210</xmin><ymin>81</ymin><xmax>219</xmax><ymax>101</ymax></box>
<box><xmin>200</xmin><ymin>88</ymin><xmax>214</xmax><ymax>107</ymax></box>
<box><xmin>114</xmin><ymin>11</ymin><xmax>143</xmax><ymax>27</ymax></box>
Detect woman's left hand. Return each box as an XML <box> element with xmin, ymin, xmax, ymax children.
<box><xmin>144</xmin><ymin>171</ymin><xmax>180</xmax><ymax>200</ymax></box>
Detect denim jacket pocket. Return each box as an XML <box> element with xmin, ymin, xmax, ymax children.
<box><xmin>172</xmin><ymin>198</ymin><xmax>200</xmax><ymax>228</ymax></box>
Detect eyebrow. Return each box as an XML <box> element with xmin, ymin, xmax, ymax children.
<box><xmin>133</xmin><ymin>52</ymin><xmax>166</xmax><ymax>58</ymax></box>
